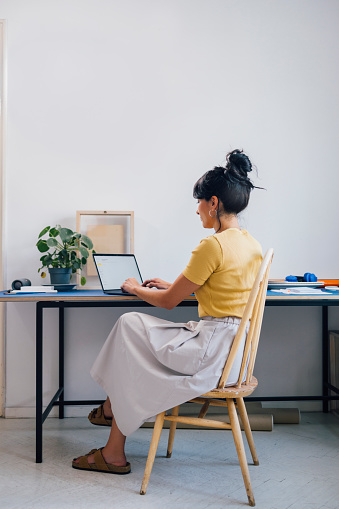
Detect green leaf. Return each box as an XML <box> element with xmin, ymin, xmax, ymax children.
<box><xmin>44</xmin><ymin>254</ymin><xmax>53</xmax><ymax>264</ymax></box>
<box><xmin>37</xmin><ymin>239</ymin><xmax>49</xmax><ymax>253</ymax></box>
<box><xmin>38</xmin><ymin>226</ymin><xmax>50</xmax><ymax>239</ymax></box>
<box><xmin>40</xmin><ymin>254</ymin><xmax>51</xmax><ymax>264</ymax></box>
<box><xmin>49</xmin><ymin>227</ymin><xmax>59</xmax><ymax>237</ymax></box>
<box><xmin>47</xmin><ymin>237</ymin><xmax>58</xmax><ymax>248</ymax></box>
<box><xmin>79</xmin><ymin>246</ymin><xmax>89</xmax><ymax>259</ymax></box>
<box><xmin>58</xmin><ymin>250</ymin><xmax>69</xmax><ymax>266</ymax></box>
<box><xmin>59</xmin><ymin>228</ymin><xmax>74</xmax><ymax>243</ymax></box>
<box><xmin>81</xmin><ymin>257</ymin><xmax>87</xmax><ymax>265</ymax></box>
<box><xmin>73</xmin><ymin>261</ymin><xmax>81</xmax><ymax>270</ymax></box>
<box><xmin>81</xmin><ymin>276</ymin><xmax>86</xmax><ymax>286</ymax></box>
<box><xmin>81</xmin><ymin>235</ymin><xmax>93</xmax><ymax>250</ymax></box>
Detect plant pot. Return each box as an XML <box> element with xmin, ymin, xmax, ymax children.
<box><xmin>48</xmin><ymin>268</ymin><xmax>72</xmax><ymax>285</ymax></box>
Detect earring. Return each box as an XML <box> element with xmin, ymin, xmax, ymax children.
<box><xmin>209</xmin><ymin>210</ymin><xmax>217</xmax><ymax>218</ymax></box>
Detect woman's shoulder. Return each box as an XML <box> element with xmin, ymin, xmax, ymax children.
<box><xmin>240</xmin><ymin>230</ymin><xmax>262</xmax><ymax>249</ymax></box>
<box><xmin>198</xmin><ymin>234</ymin><xmax>222</xmax><ymax>248</ymax></box>
<box><xmin>214</xmin><ymin>229</ymin><xmax>262</xmax><ymax>253</ymax></box>
<box><xmin>193</xmin><ymin>234</ymin><xmax>222</xmax><ymax>255</ymax></box>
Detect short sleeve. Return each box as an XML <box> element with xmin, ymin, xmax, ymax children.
<box><xmin>183</xmin><ymin>236</ymin><xmax>222</xmax><ymax>286</ymax></box>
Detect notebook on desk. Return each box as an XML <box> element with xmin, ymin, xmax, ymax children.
<box><xmin>92</xmin><ymin>253</ymin><xmax>143</xmax><ymax>295</ymax></box>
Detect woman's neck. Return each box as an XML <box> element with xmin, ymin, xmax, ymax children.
<box><xmin>214</xmin><ymin>214</ymin><xmax>240</xmax><ymax>233</ymax></box>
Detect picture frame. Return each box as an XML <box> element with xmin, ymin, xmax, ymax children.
<box><xmin>76</xmin><ymin>210</ymin><xmax>134</xmax><ymax>288</ymax></box>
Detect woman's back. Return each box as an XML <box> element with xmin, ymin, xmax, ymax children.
<box><xmin>183</xmin><ymin>228</ymin><xmax>262</xmax><ymax>318</ymax></box>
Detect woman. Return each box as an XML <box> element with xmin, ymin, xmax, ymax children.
<box><xmin>72</xmin><ymin>149</ymin><xmax>262</xmax><ymax>474</ymax></box>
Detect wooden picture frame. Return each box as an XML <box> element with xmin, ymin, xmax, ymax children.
<box><xmin>76</xmin><ymin>211</ymin><xmax>134</xmax><ymax>288</ymax></box>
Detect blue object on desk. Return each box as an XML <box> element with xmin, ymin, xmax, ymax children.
<box><xmin>285</xmin><ymin>273</ymin><xmax>317</xmax><ymax>282</ymax></box>
<box><xmin>285</xmin><ymin>275</ymin><xmax>298</xmax><ymax>282</ymax></box>
<box><xmin>304</xmin><ymin>272</ymin><xmax>317</xmax><ymax>282</ymax></box>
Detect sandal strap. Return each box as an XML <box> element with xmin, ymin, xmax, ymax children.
<box><xmin>88</xmin><ymin>404</ymin><xmax>112</xmax><ymax>426</ymax></box>
<box><xmin>89</xmin><ymin>404</ymin><xmax>104</xmax><ymax>420</ymax></box>
<box><xmin>93</xmin><ymin>448</ymin><xmax>110</xmax><ymax>471</ymax></box>
<box><xmin>77</xmin><ymin>449</ymin><xmax>99</xmax><ymax>469</ymax></box>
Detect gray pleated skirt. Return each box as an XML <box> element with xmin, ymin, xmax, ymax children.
<box><xmin>90</xmin><ymin>311</ymin><xmax>246</xmax><ymax>436</ymax></box>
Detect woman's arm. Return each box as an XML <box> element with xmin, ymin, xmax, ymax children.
<box><xmin>121</xmin><ymin>273</ymin><xmax>200</xmax><ymax>310</ymax></box>
<box><xmin>141</xmin><ymin>278</ymin><xmax>171</xmax><ymax>290</ymax></box>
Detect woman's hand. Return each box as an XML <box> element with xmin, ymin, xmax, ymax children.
<box><xmin>121</xmin><ymin>277</ymin><xmax>141</xmax><ymax>295</ymax></box>
<box><xmin>142</xmin><ymin>278</ymin><xmax>171</xmax><ymax>290</ymax></box>
<box><xmin>121</xmin><ymin>273</ymin><xmax>199</xmax><ymax>309</ymax></box>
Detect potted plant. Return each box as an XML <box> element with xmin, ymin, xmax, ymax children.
<box><xmin>37</xmin><ymin>225</ymin><xmax>95</xmax><ymax>286</ymax></box>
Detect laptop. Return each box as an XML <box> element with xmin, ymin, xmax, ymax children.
<box><xmin>93</xmin><ymin>253</ymin><xmax>143</xmax><ymax>295</ymax></box>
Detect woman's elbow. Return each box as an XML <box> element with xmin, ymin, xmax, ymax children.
<box><xmin>162</xmin><ymin>297</ymin><xmax>181</xmax><ymax>310</ymax></box>
<box><xmin>164</xmin><ymin>302</ymin><xmax>176</xmax><ymax>310</ymax></box>
<box><xmin>157</xmin><ymin>289</ymin><xmax>187</xmax><ymax>310</ymax></box>
<box><xmin>158</xmin><ymin>295</ymin><xmax>176</xmax><ymax>310</ymax></box>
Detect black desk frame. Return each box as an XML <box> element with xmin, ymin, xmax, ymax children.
<box><xmin>36</xmin><ymin>297</ymin><xmax>339</xmax><ymax>463</ymax></box>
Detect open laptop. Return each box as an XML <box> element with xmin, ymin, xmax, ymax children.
<box><xmin>93</xmin><ymin>253</ymin><xmax>143</xmax><ymax>296</ymax></box>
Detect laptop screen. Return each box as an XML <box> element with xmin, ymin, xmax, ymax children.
<box><xmin>93</xmin><ymin>254</ymin><xmax>143</xmax><ymax>290</ymax></box>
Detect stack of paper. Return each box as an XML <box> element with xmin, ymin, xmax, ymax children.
<box><xmin>270</xmin><ymin>287</ymin><xmax>325</xmax><ymax>295</ymax></box>
<box><xmin>11</xmin><ymin>286</ymin><xmax>57</xmax><ymax>294</ymax></box>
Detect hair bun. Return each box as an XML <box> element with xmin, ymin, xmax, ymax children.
<box><xmin>227</xmin><ymin>149</ymin><xmax>252</xmax><ymax>176</ymax></box>
<box><xmin>223</xmin><ymin>149</ymin><xmax>254</xmax><ymax>188</ymax></box>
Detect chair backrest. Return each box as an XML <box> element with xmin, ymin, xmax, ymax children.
<box><xmin>218</xmin><ymin>248</ymin><xmax>274</xmax><ymax>389</ymax></box>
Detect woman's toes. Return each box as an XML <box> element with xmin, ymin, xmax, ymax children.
<box><xmin>73</xmin><ymin>453</ymin><xmax>95</xmax><ymax>464</ymax></box>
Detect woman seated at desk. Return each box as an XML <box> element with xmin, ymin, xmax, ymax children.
<box><xmin>72</xmin><ymin>149</ymin><xmax>263</xmax><ymax>474</ymax></box>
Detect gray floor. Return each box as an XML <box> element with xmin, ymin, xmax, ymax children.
<box><xmin>1</xmin><ymin>412</ymin><xmax>339</xmax><ymax>509</ymax></box>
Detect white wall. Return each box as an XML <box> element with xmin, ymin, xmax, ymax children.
<box><xmin>2</xmin><ymin>0</ymin><xmax>339</xmax><ymax>415</ymax></box>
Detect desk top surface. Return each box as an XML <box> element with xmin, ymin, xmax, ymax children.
<box><xmin>1</xmin><ymin>289</ymin><xmax>339</xmax><ymax>303</ymax></box>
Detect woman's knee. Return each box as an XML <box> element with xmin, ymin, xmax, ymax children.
<box><xmin>118</xmin><ymin>311</ymin><xmax>141</xmax><ymax>326</ymax></box>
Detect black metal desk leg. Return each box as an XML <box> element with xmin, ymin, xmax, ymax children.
<box><xmin>59</xmin><ymin>306</ymin><xmax>65</xmax><ymax>419</ymax></box>
<box><xmin>36</xmin><ymin>303</ymin><xmax>43</xmax><ymax>463</ymax></box>
<box><xmin>322</xmin><ymin>305</ymin><xmax>329</xmax><ymax>413</ymax></box>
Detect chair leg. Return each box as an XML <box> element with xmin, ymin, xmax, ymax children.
<box><xmin>140</xmin><ymin>411</ymin><xmax>166</xmax><ymax>495</ymax></box>
<box><xmin>227</xmin><ymin>399</ymin><xmax>255</xmax><ymax>507</ymax></box>
<box><xmin>167</xmin><ymin>406</ymin><xmax>180</xmax><ymax>458</ymax></box>
<box><xmin>236</xmin><ymin>398</ymin><xmax>259</xmax><ymax>465</ymax></box>
<box><xmin>198</xmin><ymin>400</ymin><xmax>210</xmax><ymax>419</ymax></box>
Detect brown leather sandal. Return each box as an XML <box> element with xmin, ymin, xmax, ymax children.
<box><xmin>88</xmin><ymin>404</ymin><xmax>113</xmax><ymax>427</ymax></box>
<box><xmin>72</xmin><ymin>448</ymin><xmax>131</xmax><ymax>474</ymax></box>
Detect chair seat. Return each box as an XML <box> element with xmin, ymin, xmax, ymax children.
<box><xmin>200</xmin><ymin>376</ymin><xmax>258</xmax><ymax>399</ymax></box>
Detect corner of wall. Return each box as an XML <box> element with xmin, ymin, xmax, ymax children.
<box><xmin>0</xmin><ymin>18</ymin><xmax>7</xmax><ymax>417</ymax></box>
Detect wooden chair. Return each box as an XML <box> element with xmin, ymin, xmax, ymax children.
<box><xmin>140</xmin><ymin>248</ymin><xmax>274</xmax><ymax>507</ymax></box>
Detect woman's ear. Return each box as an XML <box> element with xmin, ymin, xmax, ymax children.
<box><xmin>210</xmin><ymin>196</ymin><xmax>218</xmax><ymax>209</ymax></box>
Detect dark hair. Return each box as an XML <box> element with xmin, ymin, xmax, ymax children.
<box><xmin>193</xmin><ymin>149</ymin><xmax>260</xmax><ymax>229</ymax></box>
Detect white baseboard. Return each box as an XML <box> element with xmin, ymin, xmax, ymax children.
<box><xmin>4</xmin><ymin>401</ymin><xmax>321</xmax><ymax>419</ymax></box>
<box><xmin>4</xmin><ymin>406</ymin><xmax>92</xmax><ymax>418</ymax></box>
<box><xmin>4</xmin><ymin>402</ymin><xmax>200</xmax><ymax>419</ymax></box>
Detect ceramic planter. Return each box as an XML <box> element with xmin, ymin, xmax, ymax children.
<box><xmin>48</xmin><ymin>268</ymin><xmax>72</xmax><ymax>285</ymax></box>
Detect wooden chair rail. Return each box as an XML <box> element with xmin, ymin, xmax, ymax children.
<box><xmin>164</xmin><ymin>415</ymin><xmax>233</xmax><ymax>430</ymax></box>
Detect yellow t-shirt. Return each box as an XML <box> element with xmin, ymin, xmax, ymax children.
<box><xmin>183</xmin><ymin>229</ymin><xmax>262</xmax><ymax>318</ymax></box>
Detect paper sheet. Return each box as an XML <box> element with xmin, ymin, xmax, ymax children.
<box><xmin>270</xmin><ymin>287</ymin><xmax>326</xmax><ymax>295</ymax></box>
